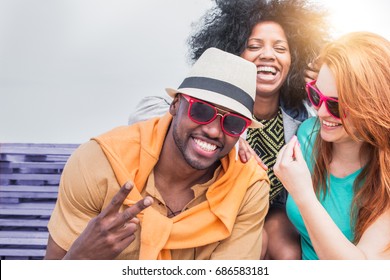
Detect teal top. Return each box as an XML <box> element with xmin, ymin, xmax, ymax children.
<box><xmin>286</xmin><ymin>117</ymin><xmax>361</xmax><ymax>260</ymax></box>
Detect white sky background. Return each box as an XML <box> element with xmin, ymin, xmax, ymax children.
<box><xmin>1</xmin><ymin>0</ymin><xmax>389</xmax><ymax>144</ymax></box>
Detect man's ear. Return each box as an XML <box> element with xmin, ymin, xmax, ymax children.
<box><xmin>169</xmin><ymin>95</ymin><xmax>181</xmax><ymax>116</ymax></box>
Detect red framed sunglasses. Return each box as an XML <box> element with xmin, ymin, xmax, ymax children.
<box><xmin>306</xmin><ymin>80</ymin><xmax>341</xmax><ymax>119</ymax></box>
<box><xmin>181</xmin><ymin>94</ymin><xmax>251</xmax><ymax>137</ymax></box>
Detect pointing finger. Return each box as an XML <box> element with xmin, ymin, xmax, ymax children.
<box><xmin>102</xmin><ymin>181</ymin><xmax>134</xmax><ymax>216</ymax></box>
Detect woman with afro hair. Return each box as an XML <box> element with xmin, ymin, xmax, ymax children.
<box><xmin>129</xmin><ymin>0</ymin><xmax>330</xmax><ymax>259</ymax></box>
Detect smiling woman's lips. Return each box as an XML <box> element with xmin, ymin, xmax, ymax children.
<box><xmin>257</xmin><ymin>66</ymin><xmax>277</xmax><ymax>74</ymax></box>
<box><xmin>257</xmin><ymin>72</ymin><xmax>278</xmax><ymax>81</ymax></box>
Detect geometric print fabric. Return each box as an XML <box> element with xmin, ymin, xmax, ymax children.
<box><xmin>246</xmin><ymin>108</ymin><xmax>285</xmax><ymax>203</ymax></box>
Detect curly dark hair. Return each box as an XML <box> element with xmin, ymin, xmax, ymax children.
<box><xmin>188</xmin><ymin>0</ymin><xmax>330</xmax><ymax>112</ymax></box>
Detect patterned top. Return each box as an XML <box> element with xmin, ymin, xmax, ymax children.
<box><xmin>246</xmin><ymin>108</ymin><xmax>285</xmax><ymax>203</ymax></box>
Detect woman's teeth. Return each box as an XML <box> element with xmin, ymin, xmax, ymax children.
<box><xmin>257</xmin><ymin>66</ymin><xmax>277</xmax><ymax>75</ymax></box>
<box><xmin>322</xmin><ymin>120</ymin><xmax>341</xmax><ymax>127</ymax></box>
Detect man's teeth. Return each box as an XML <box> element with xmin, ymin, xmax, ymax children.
<box><xmin>257</xmin><ymin>66</ymin><xmax>276</xmax><ymax>74</ymax></box>
<box><xmin>322</xmin><ymin>120</ymin><xmax>341</xmax><ymax>127</ymax></box>
<box><xmin>194</xmin><ymin>138</ymin><xmax>217</xmax><ymax>152</ymax></box>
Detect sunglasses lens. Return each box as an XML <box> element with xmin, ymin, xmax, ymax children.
<box><xmin>223</xmin><ymin>115</ymin><xmax>248</xmax><ymax>136</ymax></box>
<box><xmin>306</xmin><ymin>82</ymin><xmax>341</xmax><ymax>119</ymax></box>
<box><xmin>308</xmin><ymin>87</ymin><xmax>321</xmax><ymax>107</ymax></box>
<box><xmin>189</xmin><ymin>101</ymin><xmax>216</xmax><ymax>123</ymax></box>
<box><xmin>326</xmin><ymin>100</ymin><xmax>341</xmax><ymax>118</ymax></box>
<box><xmin>185</xmin><ymin>95</ymin><xmax>248</xmax><ymax>136</ymax></box>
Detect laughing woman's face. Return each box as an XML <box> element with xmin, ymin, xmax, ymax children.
<box><xmin>241</xmin><ymin>21</ymin><xmax>291</xmax><ymax>98</ymax></box>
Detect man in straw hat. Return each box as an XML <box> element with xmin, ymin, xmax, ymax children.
<box><xmin>45</xmin><ymin>48</ymin><xmax>270</xmax><ymax>260</ymax></box>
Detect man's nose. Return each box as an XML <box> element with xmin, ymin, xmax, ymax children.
<box><xmin>202</xmin><ymin>114</ymin><xmax>224</xmax><ymax>138</ymax></box>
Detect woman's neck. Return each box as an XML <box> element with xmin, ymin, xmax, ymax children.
<box><xmin>253</xmin><ymin>95</ymin><xmax>279</xmax><ymax>120</ymax></box>
<box><xmin>330</xmin><ymin>141</ymin><xmax>367</xmax><ymax>178</ymax></box>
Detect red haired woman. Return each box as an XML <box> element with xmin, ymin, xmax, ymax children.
<box><xmin>275</xmin><ymin>32</ymin><xmax>390</xmax><ymax>259</ymax></box>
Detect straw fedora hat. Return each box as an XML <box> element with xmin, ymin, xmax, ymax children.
<box><xmin>166</xmin><ymin>47</ymin><xmax>263</xmax><ymax>128</ymax></box>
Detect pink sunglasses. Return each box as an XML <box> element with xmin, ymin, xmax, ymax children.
<box><xmin>181</xmin><ymin>94</ymin><xmax>251</xmax><ymax>137</ymax></box>
<box><xmin>306</xmin><ymin>80</ymin><xmax>341</xmax><ymax>119</ymax></box>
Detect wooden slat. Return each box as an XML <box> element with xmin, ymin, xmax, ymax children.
<box><xmin>0</xmin><ymin>143</ymin><xmax>79</xmax><ymax>260</ymax></box>
<box><xmin>0</xmin><ymin>209</ymin><xmax>53</xmax><ymax>216</ymax></box>
<box><xmin>0</xmin><ymin>192</ymin><xmax>58</xmax><ymax>199</ymax></box>
<box><xmin>0</xmin><ymin>202</ymin><xmax>55</xmax><ymax>216</ymax></box>
<box><xmin>0</xmin><ymin>248</ymin><xmax>46</xmax><ymax>257</ymax></box>
<box><xmin>0</xmin><ymin>231</ymin><xmax>49</xmax><ymax>238</ymax></box>
<box><xmin>0</xmin><ymin>161</ymin><xmax>66</xmax><ymax>169</ymax></box>
<box><xmin>0</xmin><ymin>185</ymin><xmax>58</xmax><ymax>193</ymax></box>
<box><xmin>0</xmin><ymin>198</ymin><xmax>19</xmax><ymax>204</ymax></box>
<box><xmin>0</xmin><ymin>237</ymin><xmax>48</xmax><ymax>246</ymax></box>
<box><xmin>0</xmin><ymin>143</ymin><xmax>78</xmax><ymax>148</ymax></box>
<box><xmin>0</xmin><ymin>202</ymin><xmax>55</xmax><ymax>210</ymax></box>
<box><xmin>0</xmin><ymin>143</ymin><xmax>78</xmax><ymax>155</ymax></box>
<box><xmin>0</xmin><ymin>185</ymin><xmax>58</xmax><ymax>198</ymax></box>
<box><xmin>0</xmin><ymin>173</ymin><xmax>61</xmax><ymax>181</ymax></box>
<box><xmin>1</xmin><ymin>154</ymin><xmax>73</xmax><ymax>163</ymax></box>
<box><xmin>0</xmin><ymin>218</ymin><xmax>49</xmax><ymax>227</ymax></box>
<box><xmin>0</xmin><ymin>231</ymin><xmax>48</xmax><ymax>238</ymax></box>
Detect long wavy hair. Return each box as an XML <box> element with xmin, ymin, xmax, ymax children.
<box><xmin>188</xmin><ymin>0</ymin><xmax>329</xmax><ymax>112</ymax></box>
<box><xmin>312</xmin><ymin>32</ymin><xmax>390</xmax><ymax>244</ymax></box>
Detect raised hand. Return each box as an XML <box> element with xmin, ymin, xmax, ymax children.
<box><xmin>304</xmin><ymin>61</ymin><xmax>320</xmax><ymax>84</ymax></box>
<box><xmin>274</xmin><ymin>136</ymin><xmax>314</xmax><ymax>205</ymax></box>
<box><xmin>64</xmin><ymin>181</ymin><xmax>153</xmax><ymax>259</ymax></box>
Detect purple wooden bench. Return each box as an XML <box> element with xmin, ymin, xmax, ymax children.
<box><xmin>0</xmin><ymin>143</ymin><xmax>79</xmax><ymax>259</ymax></box>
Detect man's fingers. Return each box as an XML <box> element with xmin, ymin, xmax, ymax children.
<box><xmin>102</xmin><ymin>181</ymin><xmax>134</xmax><ymax>216</ymax></box>
<box><xmin>117</xmin><ymin>233</ymin><xmax>137</xmax><ymax>250</ymax></box>
<box><xmin>121</xmin><ymin>217</ymin><xmax>140</xmax><ymax>228</ymax></box>
<box><xmin>121</xmin><ymin>196</ymin><xmax>153</xmax><ymax>224</ymax></box>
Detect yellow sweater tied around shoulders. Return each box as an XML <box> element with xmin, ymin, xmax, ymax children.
<box><xmin>93</xmin><ymin>113</ymin><xmax>268</xmax><ymax>260</ymax></box>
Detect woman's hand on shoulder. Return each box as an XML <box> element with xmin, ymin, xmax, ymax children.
<box><xmin>237</xmin><ymin>137</ymin><xmax>268</xmax><ymax>171</ymax></box>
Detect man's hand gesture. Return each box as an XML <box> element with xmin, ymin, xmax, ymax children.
<box><xmin>64</xmin><ymin>181</ymin><xmax>153</xmax><ymax>259</ymax></box>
